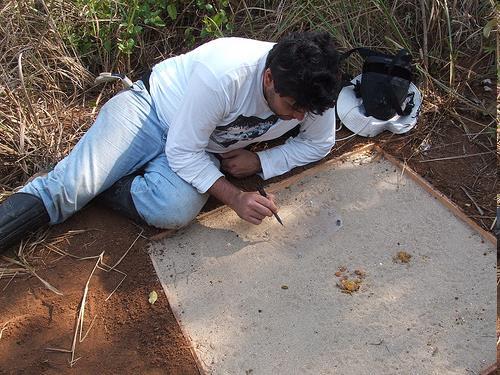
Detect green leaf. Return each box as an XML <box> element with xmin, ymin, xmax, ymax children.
<box><xmin>184</xmin><ymin>27</ymin><xmax>195</xmax><ymax>46</ymax></box>
<box><xmin>213</xmin><ymin>13</ymin><xmax>223</xmax><ymax>27</ymax></box>
<box><xmin>148</xmin><ymin>290</ymin><xmax>158</xmax><ymax>304</ymax></box>
<box><xmin>483</xmin><ymin>19</ymin><xmax>495</xmax><ymax>38</ymax></box>
<box><xmin>167</xmin><ymin>4</ymin><xmax>177</xmax><ymax>20</ymax></box>
<box><xmin>118</xmin><ymin>38</ymin><xmax>136</xmax><ymax>54</ymax></box>
<box><xmin>152</xmin><ymin>15</ymin><xmax>166</xmax><ymax>27</ymax></box>
<box><xmin>103</xmin><ymin>40</ymin><xmax>112</xmax><ymax>52</ymax></box>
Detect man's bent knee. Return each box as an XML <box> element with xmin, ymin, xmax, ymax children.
<box><xmin>141</xmin><ymin>208</ymin><xmax>199</xmax><ymax>229</ymax></box>
<box><xmin>138</xmin><ymin>193</ymin><xmax>207</xmax><ymax>229</ymax></box>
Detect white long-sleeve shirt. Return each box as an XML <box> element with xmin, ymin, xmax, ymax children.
<box><xmin>149</xmin><ymin>37</ymin><xmax>336</xmax><ymax>194</ymax></box>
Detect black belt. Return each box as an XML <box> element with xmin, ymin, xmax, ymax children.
<box><xmin>141</xmin><ymin>70</ymin><xmax>152</xmax><ymax>93</ymax></box>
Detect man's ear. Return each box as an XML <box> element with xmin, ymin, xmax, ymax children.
<box><xmin>263</xmin><ymin>68</ymin><xmax>273</xmax><ymax>88</ymax></box>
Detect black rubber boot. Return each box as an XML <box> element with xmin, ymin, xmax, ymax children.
<box><xmin>0</xmin><ymin>193</ymin><xmax>51</xmax><ymax>253</ymax></box>
<box><xmin>98</xmin><ymin>174</ymin><xmax>145</xmax><ymax>224</ymax></box>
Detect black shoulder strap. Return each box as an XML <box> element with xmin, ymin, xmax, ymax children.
<box><xmin>392</xmin><ymin>49</ymin><xmax>412</xmax><ymax>65</ymax></box>
<box><xmin>342</xmin><ymin>47</ymin><xmax>411</xmax><ymax>65</ymax></box>
<box><xmin>340</xmin><ymin>47</ymin><xmax>381</xmax><ymax>62</ymax></box>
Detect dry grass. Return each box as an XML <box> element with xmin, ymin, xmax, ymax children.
<box><xmin>42</xmin><ymin>229</ymin><xmax>142</xmax><ymax>366</ymax></box>
<box><xmin>0</xmin><ymin>229</ymin><xmax>89</xmax><ymax>290</ymax></box>
<box><xmin>2</xmin><ymin>227</ymin><xmax>143</xmax><ymax>365</ymax></box>
<box><xmin>0</xmin><ymin>1</ymin><xmax>97</xmax><ymax>197</ymax></box>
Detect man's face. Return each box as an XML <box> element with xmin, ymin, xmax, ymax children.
<box><xmin>263</xmin><ymin>68</ymin><xmax>306</xmax><ymax>121</ymax></box>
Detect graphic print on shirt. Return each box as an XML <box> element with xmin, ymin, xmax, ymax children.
<box><xmin>210</xmin><ymin>114</ymin><xmax>279</xmax><ymax>147</ymax></box>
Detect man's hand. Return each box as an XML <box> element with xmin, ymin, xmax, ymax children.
<box><xmin>230</xmin><ymin>190</ymin><xmax>278</xmax><ymax>225</ymax></box>
<box><xmin>220</xmin><ymin>149</ymin><xmax>261</xmax><ymax>178</ymax></box>
<box><xmin>208</xmin><ymin>177</ymin><xmax>278</xmax><ymax>225</ymax></box>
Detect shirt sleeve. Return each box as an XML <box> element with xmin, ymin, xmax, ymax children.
<box><xmin>256</xmin><ymin>108</ymin><xmax>336</xmax><ymax>180</ymax></box>
<box><xmin>165</xmin><ymin>64</ymin><xmax>228</xmax><ymax>194</ymax></box>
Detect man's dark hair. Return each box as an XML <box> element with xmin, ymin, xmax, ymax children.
<box><xmin>265</xmin><ymin>31</ymin><xmax>341</xmax><ymax>115</ymax></box>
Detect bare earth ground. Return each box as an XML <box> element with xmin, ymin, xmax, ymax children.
<box><xmin>0</xmin><ymin>89</ymin><xmax>497</xmax><ymax>372</ymax></box>
<box><xmin>0</xmin><ymin>206</ymin><xmax>199</xmax><ymax>374</ymax></box>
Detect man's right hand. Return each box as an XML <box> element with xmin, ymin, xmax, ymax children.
<box><xmin>230</xmin><ymin>191</ymin><xmax>277</xmax><ymax>225</ymax></box>
<box><xmin>208</xmin><ymin>177</ymin><xmax>278</xmax><ymax>225</ymax></box>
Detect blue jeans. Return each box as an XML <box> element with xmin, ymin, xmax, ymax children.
<box><xmin>21</xmin><ymin>81</ymin><xmax>210</xmax><ymax>229</ymax></box>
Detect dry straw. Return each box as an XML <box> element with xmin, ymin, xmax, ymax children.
<box><xmin>43</xmin><ymin>230</ymin><xmax>143</xmax><ymax>366</ymax></box>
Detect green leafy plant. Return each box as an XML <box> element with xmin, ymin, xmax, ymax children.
<box><xmin>482</xmin><ymin>18</ymin><xmax>496</xmax><ymax>54</ymax></box>
<box><xmin>198</xmin><ymin>0</ymin><xmax>233</xmax><ymax>38</ymax></box>
<box><xmin>60</xmin><ymin>0</ymin><xmax>234</xmax><ymax>67</ymax></box>
<box><xmin>59</xmin><ymin>0</ymin><xmax>171</xmax><ymax>64</ymax></box>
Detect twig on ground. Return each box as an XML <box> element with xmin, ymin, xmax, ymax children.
<box><xmin>46</xmin><ymin>252</ymin><xmax>104</xmax><ymax>367</ymax></box>
<box><xmin>45</xmin><ymin>347</ymin><xmax>72</xmax><ymax>353</ymax></box>
<box><xmin>103</xmin><ymin>268</ymin><xmax>127</xmax><ymax>302</ymax></box>
<box><xmin>1</xmin><ymin>256</ymin><xmax>62</xmax><ymax>295</ymax></box>
<box><xmin>100</xmin><ymin>230</ymin><xmax>144</xmax><ymax>300</ymax></box>
<box><xmin>0</xmin><ymin>229</ymin><xmax>99</xmax><ymax>294</ymax></box>
<box><xmin>43</xmin><ymin>227</ymin><xmax>143</xmax><ymax>365</ymax></box>
<box><xmin>0</xmin><ymin>320</ymin><xmax>11</xmax><ymax>340</ymax></box>
<box><xmin>0</xmin><ymin>266</ymin><xmax>26</xmax><ymax>279</ymax></box>
<box><xmin>418</xmin><ymin>151</ymin><xmax>494</xmax><ymax>163</ymax></box>
<box><xmin>489</xmin><ymin>217</ymin><xmax>497</xmax><ymax>231</ymax></box>
<box><xmin>419</xmin><ymin>0</ymin><xmax>428</xmax><ymax>71</ymax></box>
<box><xmin>1</xmin><ymin>271</ymin><xmax>18</xmax><ymax>291</ymax></box>
<box><xmin>470</xmin><ymin>120</ymin><xmax>496</xmax><ymax>141</ymax></box>
<box><xmin>107</xmin><ymin>229</ymin><xmax>143</xmax><ymax>271</ymax></box>
<box><xmin>460</xmin><ymin>186</ymin><xmax>484</xmax><ymax>215</ymax></box>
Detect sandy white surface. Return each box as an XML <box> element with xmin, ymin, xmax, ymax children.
<box><xmin>150</xmin><ymin>153</ymin><xmax>496</xmax><ymax>375</ymax></box>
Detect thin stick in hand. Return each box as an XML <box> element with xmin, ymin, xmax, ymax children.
<box><xmin>257</xmin><ymin>187</ymin><xmax>284</xmax><ymax>226</ymax></box>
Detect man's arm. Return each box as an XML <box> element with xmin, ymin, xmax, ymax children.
<box><xmin>256</xmin><ymin>108</ymin><xmax>336</xmax><ymax>180</ymax></box>
<box><xmin>219</xmin><ymin>149</ymin><xmax>262</xmax><ymax>178</ymax></box>
<box><xmin>208</xmin><ymin>176</ymin><xmax>277</xmax><ymax>225</ymax></box>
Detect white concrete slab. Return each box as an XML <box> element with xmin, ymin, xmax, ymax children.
<box><xmin>149</xmin><ymin>152</ymin><xmax>496</xmax><ymax>375</ymax></box>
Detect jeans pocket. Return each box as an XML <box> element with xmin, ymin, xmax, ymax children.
<box><xmin>161</xmin><ymin>127</ymin><xmax>169</xmax><ymax>142</ymax></box>
<box><xmin>131</xmin><ymin>80</ymin><xmax>146</xmax><ymax>92</ymax></box>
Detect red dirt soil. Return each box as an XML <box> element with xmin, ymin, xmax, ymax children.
<box><xmin>0</xmin><ymin>205</ymin><xmax>199</xmax><ymax>374</ymax></box>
